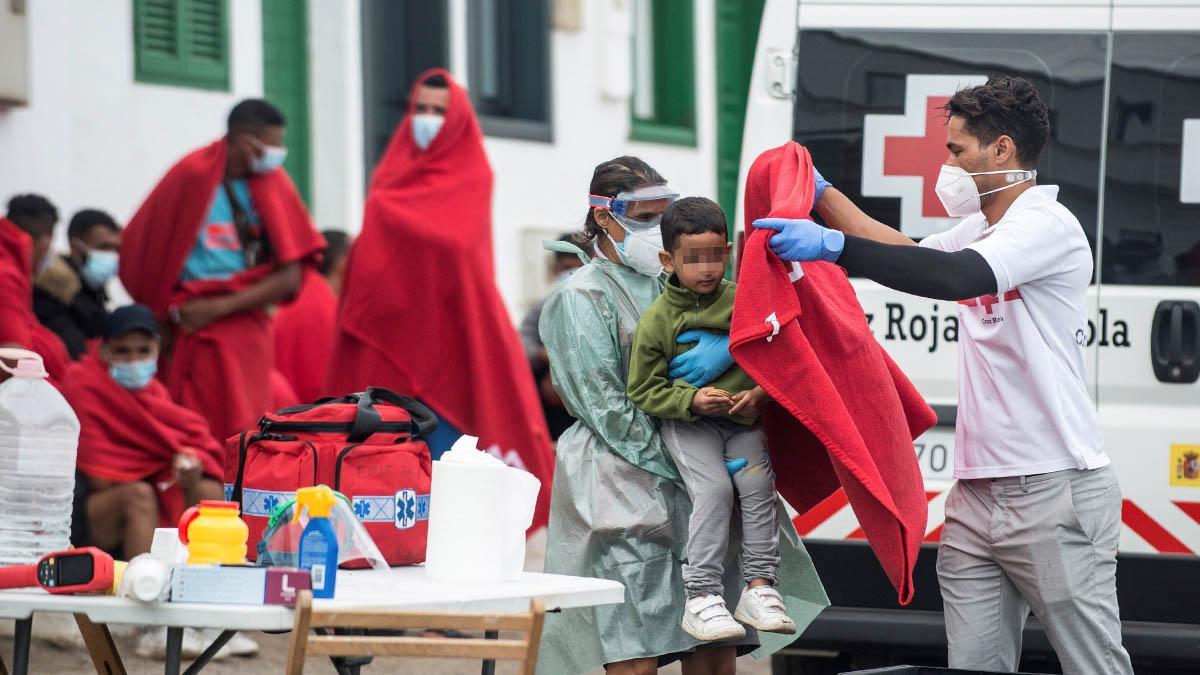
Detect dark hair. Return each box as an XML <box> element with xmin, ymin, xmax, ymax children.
<box><xmin>422</xmin><ymin>74</ymin><xmax>449</xmax><ymax>88</ymax></box>
<box><xmin>319</xmin><ymin>230</ymin><xmax>352</xmax><ymax>277</ymax></box>
<box><xmin>943</xmin><ymin>76</ymin><xmax>1050</xmax><ymax>168</ymax></box>
<box><xmin>661</xmin><ymin>197</ymin><xmax>727</xmax><ymax>253</ymax></box>
<box><xmin>6</xmin><ymin>194</ymin><xmax>58</xmax><ymax>236</ymax></box>
<box><xmin>583</xmin><ymin>156</ymin><xmax>665</xmax><ymax>242</ymax></box>
<box><xmin>227</xmin><ymin>99</ymin><xmax>286</xmax><ymax>134</ymax></box>
<box><xmin>67</xmin><ymin>209</ymin><xmax>120</xmax><ymax>242</ymax></box>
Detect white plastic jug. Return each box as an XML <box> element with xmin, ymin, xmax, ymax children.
<box><xmin>0</xmin><ymin>348</ymin><xmax>81</xmax><ymax>565</ymax></box>
<box><xmin>425</xmin><ymin>436</ymin><xmax>541</xmax><ymax>581</ymax></box>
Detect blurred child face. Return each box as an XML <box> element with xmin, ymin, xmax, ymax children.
<box><xmin>660</xmin><ymin>231</ymin><xmax>730</xmax><ymax>296</ymax></box>
<box><xmin>103</xmin><ymin>331</ymin><xmax>159</xmax><ymax>365</ymax></box>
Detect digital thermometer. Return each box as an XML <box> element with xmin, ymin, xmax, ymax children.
<box><xmin>0</xmin><ymin>547</ymin><xmax>115</xmax><ymax>594</ymax></box>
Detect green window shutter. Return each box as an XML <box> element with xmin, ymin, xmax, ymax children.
<box><xmin>134</xmin><ymin>0</ymin><xmax>230</xmax><ymax>91</ymax></box>
<box><xmin>262</xmin><ymin>0</ymin><xmax>311</xmax><ymax>205</ymax></box>
<box><xmin>631</xmin><ymin>0</ymin><xmax>696</xmax><ymax>146</ymax></box>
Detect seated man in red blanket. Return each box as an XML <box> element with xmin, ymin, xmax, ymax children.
<box><xmin>64</xmin><ymin>305</ymin><xmax>224</xmax><ymax>561</ymax></box>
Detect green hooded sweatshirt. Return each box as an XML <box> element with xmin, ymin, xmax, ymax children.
<box><xmin>627</xmin><ymin>274</ymin><xmax>757</xmax><ymax>425</ymax></box>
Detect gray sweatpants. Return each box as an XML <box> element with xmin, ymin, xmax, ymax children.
<box><xmin>661</xmin><ymin>418</ymin><xmax>780</xmax><ymax>597</ymax></box>
<box><xmin>937</xmin><ymin>465</ymin><xmax>1133</xmax><ymax>675</ymax></box>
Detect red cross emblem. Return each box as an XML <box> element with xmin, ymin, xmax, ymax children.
<box><xmin>960</xmin><ymin>289</ymin><xmax>1023</xmax><ymax>315</ymax></box>
<box><xmin>861</xmin><ymin>74</ymin><xmax>988</xmax><ymax>238</ymax></box>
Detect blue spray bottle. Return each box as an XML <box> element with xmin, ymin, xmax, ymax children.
<box><xmin>295</xmin><ymin>485</ymin><xmax>339</xmax><ymax>599</ymax></box>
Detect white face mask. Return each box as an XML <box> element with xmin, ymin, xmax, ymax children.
<box><xmin>605</xmin><ymin>214</ymin><xmax>664</xmax><ymax>277</ymax></box>
<box><xmin>934</xmin><ymin>165</ymin><xmax>1036</xmax><ymax>218</ymax></box>
<box><xmin>412</xmin><ymin>114</ymin><xmax>444</xmax><ymax>150</ymax></box>
<box><xmin>250</xmin><ymin>142</ymin><xmax>288</xmax><ymax>174</ymax></box>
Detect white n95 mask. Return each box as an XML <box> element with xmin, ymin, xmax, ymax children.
<box><xmin>608</xmin><ymin>223</ymin><xmax>664</xmax><ymax>278</ymax></box>
<box><xmin>935</xmin><ymin>165</ymin><xmax>1036</xmax><ymax>218</ymax></box>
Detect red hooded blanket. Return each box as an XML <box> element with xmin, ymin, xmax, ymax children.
<box><xmin>0</xmin><ymin>218</ymin><xmax>70</xmax><ymax>381</ymax></box>
<box><xmin>64</xmin><ymin>351</ymin><xmax>224</xmax><ymax>525</ymax></box>
<box><xmin>274</xmin><ymin>267</ymin><xmax>337</xmax><ymax>403</ymax></box>
<box><xmin>120</xmin><ymin>139</ymin><xmax>324</xmax><ymax>442</ymax></box>
<box><xmin>325</xmin><ymin>69</ymin><xmax>555</xmax><ymax>530</ymax></box>
<box><xmin>731</xmin><ymin>142</ymin><xmax>936</xmax><ymax>604</ymax></box>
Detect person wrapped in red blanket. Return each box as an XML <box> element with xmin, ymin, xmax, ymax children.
<box><xmin>324</xmin><ymin>69</ymin><xmax>555</xmax><ymax>530</ymax></box>
<box><xmin>1</xmin><ymin>194</ymin><xmax>72</xmax><ymax>383</ymax></box>
<box><xmin>275</xmin><ymin>230</ymin><xmax>350</xmax><ymax>403</ymax></box>
<box><xmin>730</xmin><ymin>142</ymin><xmax>936</xmax><ymax>604</ymax></box>
<box><xmin>120</xmin><ymin>100</ymin><xmax>325</xmax><ymax>443</ymax></box>
<box><xmin>63</xmin><ymin>304</ymin><xmax>225</xmax><ymax>560</ymax></box>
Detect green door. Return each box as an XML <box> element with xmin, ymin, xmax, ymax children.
<box><xmin>262</xmin><ymin>0</ymin><xmax>311</xmax><ymax>205</ymax></box>
<box><xmin>715</xmin><ymin>0</ymin><xmax>766</xmax><ymax>244</ymax></box>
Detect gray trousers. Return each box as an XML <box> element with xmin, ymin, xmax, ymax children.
<box><xmin>937</xmin><ymin>465</ymin><xmax>1133</xmax><ymax>675</ymax></box>
<box><xmin>661</xmin><ymin>418</ymin><xmax>780</xmax><ymax>597</ymax></box>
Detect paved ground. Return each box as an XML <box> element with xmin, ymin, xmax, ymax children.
<box><xmin>0</xmin><ymin>531</ymin><xmax>773</xmax><ymax>674</ymax></box>
<box><xmin>0</xmin><ymin>628</ymin><xmax>774</xmax><ymax>674</ymax></box>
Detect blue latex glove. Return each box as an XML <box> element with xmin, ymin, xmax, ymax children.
<box><xmin>754</xmin><ymin>218</ymin><xmax>845</xmax><ymax>263</ymax></box>
<box><xmin>725</xmin><ymin>458</ymin><xmax>748</xmax><ymax>476</ymax></box>
<box><xmin>668</xmin><ymin>330</ymin><xmax>734</xmax><ymax>387</ymax></box>
<box><xmin>814</xmin><ymin>165</ymin><xmax>831</xmax><ymax>205</ymax></box>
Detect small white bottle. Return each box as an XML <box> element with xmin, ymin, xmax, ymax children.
<box><xmin>0</xmin><ymin>349</ymin><xmax>81</xmax><ymax>565</ymax></box>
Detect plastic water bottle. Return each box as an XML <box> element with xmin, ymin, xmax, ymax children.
<box><xmin>0</xmin><ymin>349</ymin><xmax>80</xmax><ymax>565</ymax></box>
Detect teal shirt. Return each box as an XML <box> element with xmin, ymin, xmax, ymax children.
<box><xmin>180</xmin><ymin>180</ymin><xmax>259</xmax><ymax>281</ymax></box>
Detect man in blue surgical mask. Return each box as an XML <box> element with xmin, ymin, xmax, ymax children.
<box><xmin>34</xmin><ymin>209</ymin><xmax>122</xmax><ymax>359</ymax></box>
<box><xmin>410</xmin><ymin>74</ymin><xmax>450</xmax><ymax>150</ymax></box>
<box><xmin>120</xmin><ymin>99</ymin><xmax>324</xmax><ymax>443</ymax></box>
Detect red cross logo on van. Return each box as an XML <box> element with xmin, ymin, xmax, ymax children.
<box><xmin>862</xmin><ymin>74</ymin><xmax>988</xmax><ymax>238</ymax></box>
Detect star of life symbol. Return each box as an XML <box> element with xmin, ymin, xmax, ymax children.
<box><xmin>395</xmin><ymin>489</ymin><xmax>418</xmax><ymax>530</ymax></box>
<box><xmin>862</xmin><ymin>74</ymin><xmax>988</xmax><ymax>238</ymax></box>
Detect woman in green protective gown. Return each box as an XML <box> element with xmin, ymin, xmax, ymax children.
<box><xmin>537</xmin><ymin>157</ymin><xmax>828</xmax><ymax>674</ymax></box>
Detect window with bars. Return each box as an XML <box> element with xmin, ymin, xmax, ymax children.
<box><xmin>631</xmin><ymin>0</ymin><xmax>696</xmax><ymax>146</ymax></box>
<box><xmin>134</xmin><ymin>0</ymin><xmax>229</xmax><ymax>90</ymax></box>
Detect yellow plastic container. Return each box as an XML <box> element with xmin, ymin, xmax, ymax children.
<box><xmin>178</xmin><ymin>500</ymin><xmax>249</xmax><ymax>565</ymax></box>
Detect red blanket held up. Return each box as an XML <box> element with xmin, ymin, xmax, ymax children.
<box><xmin>120</xmin><ymin>139</ymin><xmax>324</xmax><ymax>442</ymax></box>
<box><xmin>731</xmin><ymin>142</ymin><xmax>936</xmax><ymax>604</ymax></box>
<box><xmin>0</xmin><ymin>217</ymin><xmax>70</xmax><ymax>382</ymax></box>
<box><xmin>325</xmin><ymin>68</ymin><xmax>555</xmax><ymax>530</ymax></box>
<box><xmin>274</xmin><ymin>267</ymin><xmax>337</xmax><ymax>403</ymax></box>
<box><xmin>64</xmin><ymin>351</ymin><xmax>224</xmax><ymax>526</ymax></box>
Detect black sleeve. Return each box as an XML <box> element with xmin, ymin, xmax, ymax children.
<box><xmin>837</xmin><ymin>235</ymin><xmax>998</xmax><ymax>301</ymax></box>
<box><xmin>32</xmin><ymin>289</ymin><xmax>87</xmax><ymax>359</ymax></box>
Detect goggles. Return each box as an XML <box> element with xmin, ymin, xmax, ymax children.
<box><xmin>588</xmin><ymin>184</ymin><xmax>679</xmax><ymax>229</ymax></box>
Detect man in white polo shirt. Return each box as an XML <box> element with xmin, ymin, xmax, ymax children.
<box><xmin>756</xmin><ymin>76</ymin><xmax>1132</xmax><ymax>674</ymax></box>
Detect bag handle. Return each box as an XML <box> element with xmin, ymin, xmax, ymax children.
<box><xmin>231</xmin><ymin>430</ymin><xmax>252</xmax><ymax>507</ymax></box>
<box><xmin>346</xmin><ymin>387</ymin><xmax>439</xmax><ymax>443</ymax></box>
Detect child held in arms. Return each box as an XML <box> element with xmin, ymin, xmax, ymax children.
<box><xmin>626</xmin><ymin>197</ymin><xmax>795</xmax><ymax>642</ymax></box>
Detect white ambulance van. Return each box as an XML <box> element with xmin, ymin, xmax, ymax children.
<box><xmin>740</xmin><ymin>1</ymin><xmax>1200</xmax><ymax>672</ymax></box>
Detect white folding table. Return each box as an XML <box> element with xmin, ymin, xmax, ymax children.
<box><xmin>0</xmin><ymin>566</ymin><xmax>624</xmax><ymax>675</ymax></box>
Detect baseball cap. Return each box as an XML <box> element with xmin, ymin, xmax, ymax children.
<box><xmin>105</xmin><ymin>304</ymin><xmax>160</xmax><ymax>339</ymax></box>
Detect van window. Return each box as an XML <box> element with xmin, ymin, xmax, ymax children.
<box><xmin>1102</xmin><ymin>33</ymin><xmax>1200</xmax><ymax>286</ymax></box>
<box><xmin>792</xmin><ymin>30</ymin><xmax>1107</xmax><ymax>258</ymax></box>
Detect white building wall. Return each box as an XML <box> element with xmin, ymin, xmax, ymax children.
<box><xmin>0</xmin><ymin>0</ymin><xmax>264</xmax><ymax>249</ymax></box>
<box><xmin>1</xmin><ymin>0</ymin><xmax>718</xmax><ymax>322</ymax></box>
<box><xmin>307</xmin><ymin>0</ymin><xmax>364</xmax><ymax>233</ymax></box>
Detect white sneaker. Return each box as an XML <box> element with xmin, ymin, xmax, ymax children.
<box><xmin>682</xmin><ymin>594</ymin><xmax>747</xmax><ymax>641</ymax></box>
<box><xmin>209</xmin><ymin>629</ymin><xmax>259</xmax><ymax>658</ymax></box>
<box><xmin>134</xmin><ymin>627</ymin><xmax>218</xmax><ymax>660</ymax></box>
<box><xmin>733</xmin><ymin>585</ymin><xmax>796</xmax><ymax>635</ymax></box>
